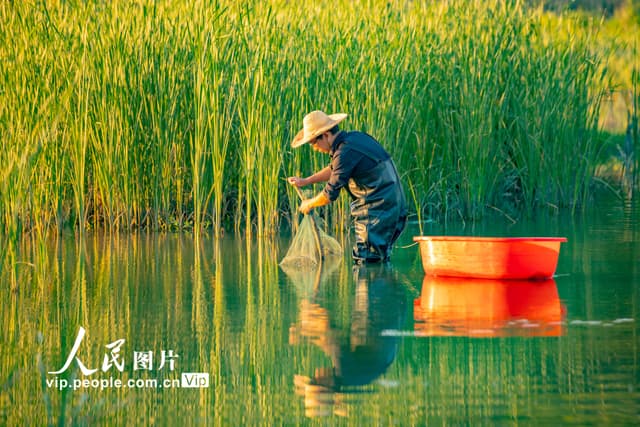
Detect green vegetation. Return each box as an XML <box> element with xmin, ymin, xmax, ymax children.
<box><xmin>0</xmin><ymin>0</ymin><xmax>635</xmax><ymax>239</ymax></box>
<box><xmin>585</xmin><ymin>1</ymin><xmax>640</xmax><ymax>199</ymax></box>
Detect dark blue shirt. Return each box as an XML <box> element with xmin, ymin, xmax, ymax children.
<box><xmin>322</xmin><ymin>131</ymin><xmax>391</xmax><ymax>202</ymax></box>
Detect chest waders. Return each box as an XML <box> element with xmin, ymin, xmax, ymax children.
<box><xmin>344</xmin><ymin>143</ymin><xmax>408</xmax><ymax>262</ymax></box>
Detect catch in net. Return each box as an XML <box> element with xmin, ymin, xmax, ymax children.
<box><xmin>280</xmin><ymin>214</ymin><xmax>343</xmax><ymax>269</ymax></box>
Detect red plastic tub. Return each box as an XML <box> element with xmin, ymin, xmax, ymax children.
<box><xmin>413</xmin><ymin>236</ymin><xmax>567</xmax><ymax>280</ymax></box>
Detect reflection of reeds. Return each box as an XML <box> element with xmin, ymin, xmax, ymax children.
<box><xmin>7</xmin><ymin>234</ymin><xmax>292</xmax><ymax>424</ymax></box>
<box><xmin>36</xmin><ymin>333</ymin><xmax>54</xmax><ymax>425</ymax></box>
<box><xmin>1</xmin><ymin>229</ymin><xmax>638</xmax><ymax>424</ymax></box>
<box><xmin>0</xmin><ymin>1</ymin><xmax>612</xmax><ymax>237</ymax></box>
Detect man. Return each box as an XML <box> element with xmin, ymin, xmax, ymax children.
<box><xmin>287</xmin><ymin>110</ymin><xmax>407</xmax><ymax>263</ymax></box>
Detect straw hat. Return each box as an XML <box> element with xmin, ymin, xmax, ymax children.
<box><xmin>291</xmin><ymin>110</ymin><xmax>348</xmax><ymax>148</ymax></box>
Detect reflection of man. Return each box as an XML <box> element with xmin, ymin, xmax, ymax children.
<box><xmin>290</xmin><ymin>265</ymin><xmax>407</xmax><ymax>417</ymax></box>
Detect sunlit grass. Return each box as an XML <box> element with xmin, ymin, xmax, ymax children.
<box><xmin>0</xmin><ymin>0</ymin><xmax>619</xmax><ymax>241</ymax></box>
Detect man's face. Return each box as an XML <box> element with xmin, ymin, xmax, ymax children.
<box><xmin>310</xmin><ymin>133</ymin><xmax>331</xmax><ymax>154</ymax></box>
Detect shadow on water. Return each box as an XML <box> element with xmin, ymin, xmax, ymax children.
<box><xmin>284</xmin><ymin>261</ymin><xmax>408</xmax><ymax>418</ymax></box>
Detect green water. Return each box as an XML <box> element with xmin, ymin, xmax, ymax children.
<box><xmin>1</xmin><ymin>200</ymin><xmax>639</xmax><ymax>426</ymax></box>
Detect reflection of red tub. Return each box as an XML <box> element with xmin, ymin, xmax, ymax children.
<box><xmin>413</xmin><ymin>276</ymin><xmax>564</xmax><ymax>337</ymax></box>
<box><xmin>413</xmin><ymin>236</ymin><xmax>567</xmax><ymax>279</ymax></box>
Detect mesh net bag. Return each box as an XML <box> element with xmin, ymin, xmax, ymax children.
<box><xmin>280</xmin><ymin>215</ymin><xmax>343</xmax><ymax>269</ymax></box>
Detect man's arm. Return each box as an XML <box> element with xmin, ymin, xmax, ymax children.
<box><xmin>288</xmin><ymin>165</ymin><xmax>332</xmax><ymax>187</ymax></box>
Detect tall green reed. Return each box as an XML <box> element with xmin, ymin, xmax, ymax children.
<box><xmin>0</xmin><ymin>0</ymin><xmax>613</xmax><ymax>240</ymax></box>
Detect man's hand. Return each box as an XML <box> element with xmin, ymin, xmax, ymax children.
<box><xmin>299</xmin><ymin>198</ymin><xmax>315</xmax><ymax>214</ymax></box>
<box><xmin>287</xmin><ymin>176</ymin><xmax>307</xmax><ymax>187</ymax></box>
<box><xmin>298</xmin><ymin>192</ymin><xmax>330</xmax><ymax>215</ymax></box>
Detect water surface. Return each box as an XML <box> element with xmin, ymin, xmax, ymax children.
<box><xmin>1</xmin><ymin>200</ymin><xmax>639</xmax><ymax>425</ymax></box>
